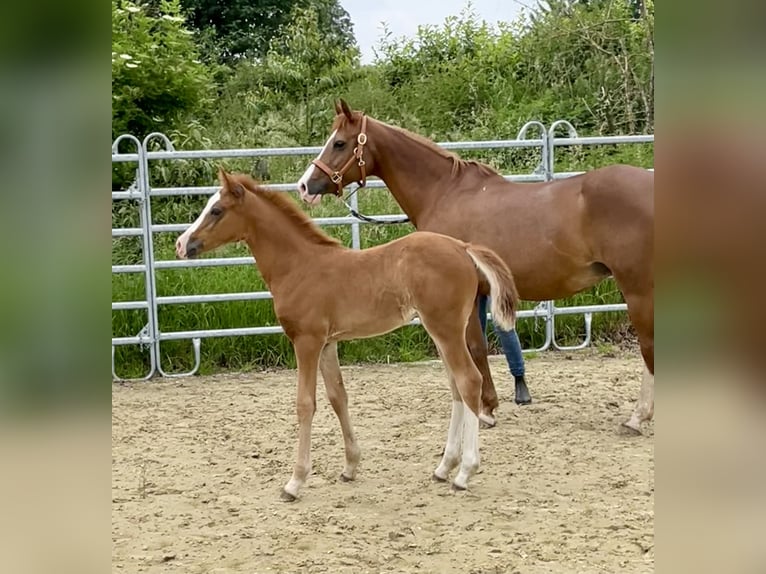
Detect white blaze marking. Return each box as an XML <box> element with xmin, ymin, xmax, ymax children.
<box><xmin>297</xmin><ymin>129</ymin><xmax>337</xmax><ymax>205</ymax></box>
<box><xmin>175</xmin><ymin>191</ymin><xmax>220</xmax><ymax>258</ymax></box>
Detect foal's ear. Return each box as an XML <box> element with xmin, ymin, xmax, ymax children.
<box><xmin>218</xmin><ymin>168</ymin><xmax>244</xmax><ymax>200</ymax></box>
<box><xmin>337</xmin><ymin>98</ymin><xmax>354</xmax><ymax>121</ymax></box>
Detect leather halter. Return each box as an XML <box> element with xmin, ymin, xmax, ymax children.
<box><xmin>311</xmin><ymin>115</ymin><xmax>368</xmax><ymax>196</ymax></box>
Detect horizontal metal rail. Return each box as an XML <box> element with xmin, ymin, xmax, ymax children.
<box><xmin>142</xmin><ymin>138</ymin><xmax>546</xmax><ymax>162</ymax></box>
<box><xmin>552</xmin><ymin>303</ymin><xmax>627</xmax><ymax>315</ymax></box>
<box><xmin>150</xmin><ymin>302</ymin><xmax>619</xmax><ymax>344</ymax></box>
<box><xmin>112</xmin><ymin>301</ymin><xmax>149</xmax><ymax>311</ymax></box>
<box><xmin>552</xmin><ymin>134</ymin><xmax>654</xmax><ymax>146</ymax></box>
<box><xmin>157</xmin><ymin>292</ymin><xmax>272</xmax><ymax>305</ymax></box>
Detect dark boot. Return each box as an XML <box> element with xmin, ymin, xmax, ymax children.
<box><xmin>514</xmin><ymin>375</ymin><xmax>532</xmax><ymax>405</ymax></box>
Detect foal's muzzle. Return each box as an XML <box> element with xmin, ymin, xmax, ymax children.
<box><xmin>185</xmin><ymin>238</ymin><xmax>202</xmax><ymax>259</ymax></box>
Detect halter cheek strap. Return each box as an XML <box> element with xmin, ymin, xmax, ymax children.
<box><xmin>312</xmin><ymin>115</ymin><xmax>368</xmax><ymax>196</ymax></box>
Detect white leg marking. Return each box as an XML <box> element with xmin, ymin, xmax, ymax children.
<box><xmin>453</xmin><ymin>407</ymin><xmax>480</xmax><ymax>489</ymax></box>
<box><xmin>297</xmin><ymin>129</ymin><xmax>337</xmax><ymax>204</ymax></box>
<box><xmin>434</xmin><ymin>401</ymin><xmax>465</xmax><ymax>480</ymax></box>
<box><xmin>175</xmin><ymin>191</ymin><xmax>220</xmax><ymax>258</ymax></box>
<box><xmin>283</xmin><ymin>437</ymin><xmax>312</xmax><ymax>499</ymax></box>
<box><xmin>624</xmin><ymin>365</ymin><xmax>655</xmax><ymax>432</ymax></box>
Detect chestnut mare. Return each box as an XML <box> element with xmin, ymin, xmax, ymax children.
<box><xmin>175</xmin><ymin>170</ymin><xmax>519</xmax><ymax>499</ymax></box>
<box><xmin>297</xmin><ymin>100</ymin><xmax>654</xmax><ymax>434</ymax></box>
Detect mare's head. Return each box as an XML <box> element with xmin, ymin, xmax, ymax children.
<box><xmin>297</xmin><ymin>99</ymin><xmax>376</xmax><ymax>204</ymax></box>
<box><xmin>175</xmin><ymin>169</ymin><xmax>250</xmax><ymax>259</ymax></box>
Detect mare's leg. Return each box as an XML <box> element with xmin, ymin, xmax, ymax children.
<box><xmin>282</xmin><ymin>336</ymin><xmax>324</xmax><ymax>501</ymax></box>
<box><xmin>425</xmin><ymin>318</ymin><xmax>483</xmax><ymax>491</ymax></box>
<box><xmin>468</xmin><ymin>298</ymin><xmax>499</xmax><ymax>428</ymax></box>
<box><xmin>480</xmin><ymin>295</ymin><xmax>531</xmax><ymax>405</ymax></box>
<box><xmin>620</xmin><ymin>288</ymin><xmax>655</xmax><ymax>433</ymax></box>
<box><xmin>319</xmin><ymin>342</ymin><xmax>361</xmax><ymax>481</ymax></box>
<box><xmin>432</xmin><ymin>371</ymin><xmax>465</xmax><ymax>482</ymax></box>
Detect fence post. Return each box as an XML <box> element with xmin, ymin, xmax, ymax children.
<box><xmin>513</xmin><ymin>122</ymin><xmax>553</xmax><ymax>352</ymax></box>
<box><xmin>111</xmin><ymin>134</ymin><xmax>158</xmax><ymax>380</ymax></box>
<box><xmin>349</xmin><ymin>185</ymin><xmax>361</xmax><ymax>250</ymax></box>
<box><xmin>546</xmin><ymin>120</ymin><xmax>595</xmax><ymax>351</ymax></box>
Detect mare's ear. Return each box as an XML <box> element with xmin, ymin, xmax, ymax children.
<box><xmin>218</xmin><ymin>168</ymin><xmax>244</xmax><ymax>200</ymax></box>
<box><xmin>338</xmin><ymin>98</ymin><xmax>354</xmax><ymax>122</ymax></box>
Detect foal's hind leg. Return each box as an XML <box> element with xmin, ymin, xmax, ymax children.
<box><xmin>425</xmin><ymin>320</ymin><xmax>484</xmax><ymax>490</ymax></box>
<box><xmin>466</xmin><ymin>308</ymin><xmax>500</xmax><ymax>428</ymax></box>
<box><xmin>319</xmin><ymin>342</ymin><xmax>361</xmax><ymax>481</ymax></box>
<box><xmin>432</xmin><ymin>372</ymin><xmax>465</xmax><ymax>482</ymax></box>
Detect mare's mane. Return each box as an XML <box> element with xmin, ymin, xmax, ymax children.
<box><xmin>232</xmin><ymin>174</ymin><xmax>341</xmax><ymax>247</ymax></box>
<box><xmin>332</xmin><ymin>113</ymin><xmax>504</xmax><ymax>180</ymax></box>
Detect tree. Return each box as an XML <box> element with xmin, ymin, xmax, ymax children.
<box><xmin>112</xmin><ymin>0</ymin><xmax>211</xmax><ymax>139</ymax></box>
<box><xmin>159</xmin><ymin>0</ymin><xmax>357</xmax><ymax>64</ymax></box>
<box><xmin>254</xmin><ymin>4</ymin><xmax>360</xmax><ymax>142</ymax></box>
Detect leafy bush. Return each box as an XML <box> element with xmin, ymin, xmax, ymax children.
<box><xmin>111</xmin><ymin>0</ymin><xmax>212</xmax><ymax>140</ymax></box>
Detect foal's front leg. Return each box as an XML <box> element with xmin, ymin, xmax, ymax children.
<box><xmin>282</xmin><ymin>336</ymin><xmax>324</xmax><ymax>502</ymax></box>
<box><xmin>319</xmin><ymin>342</ymin><xmax>361</xmax><ymax>481</ymax></box>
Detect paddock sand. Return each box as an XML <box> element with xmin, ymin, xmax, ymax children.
<box><xmin>112</xmin><ymin>349</ymin><xmax>654</xmax><ymax>573</ymax></box>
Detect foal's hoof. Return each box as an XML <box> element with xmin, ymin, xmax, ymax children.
<box><xmin>280</xmin><ymin>489</ymin><xmax>298</xmax><ymax>502</ymax></box>
<box><xmin>620</xmin><ymin>421</ymin><xmax>643</xmax><ymax>436</ymax></box>
<box><xmin>451</xmin><ymin>482</ymin><xmax>467</xmax><ymax>492</ymax></box>
<box><xmin>339</xmin><ymin>473</ymin><xmax>354</xmax><ymax>483</ymax></box>
<box><xmin>432</xmin><ymin>473</ymin><xmax>448</xmax><ymax>483</ymax></box>
<box><xmin>479</xmin><ymin>413</ymin><xmax>496</xmax><ymax>429</ymax></box>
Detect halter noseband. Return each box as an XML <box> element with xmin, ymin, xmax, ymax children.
<box><xmin>311</xmin><ymin>115</ymin><xmax>368</xmax><ymax>196</ymax></box>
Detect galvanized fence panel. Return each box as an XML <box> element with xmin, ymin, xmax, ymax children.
<box><xmin>111</xmin><ymin>122</ymin><xmax>653</xmax><ymax>380</ymax></box>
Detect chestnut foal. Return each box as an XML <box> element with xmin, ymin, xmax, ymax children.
<box><xmin>176</xmin><ymin>170</ymin><xmax>519</xmax><ymax>500</ymax></box>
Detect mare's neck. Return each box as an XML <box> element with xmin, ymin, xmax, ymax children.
<box><xmin>241</xmin><ymin>194</ymin><xmax>340</xmax><ymax>288</ymax></box>
<box><xmin>367</xmin><ymin>120</ymin><xmax>472</xmax><ymax>224</ymax></box>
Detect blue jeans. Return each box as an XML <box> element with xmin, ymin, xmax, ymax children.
<box><xmin>477</xmin><ymin>294</ymin><xmax>525</xmax><ymax>378</ymax></box>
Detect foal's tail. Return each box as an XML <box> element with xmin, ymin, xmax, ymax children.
<box><xmin>465</xmin><ymin>244</ymin><xmax>518</xmax><ymax>331</ymax></box>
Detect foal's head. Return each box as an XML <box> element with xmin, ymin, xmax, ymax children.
<box><xmin>175</xmin><ymin>169</ymin><xmax>249</xmax><ymax>259</ymax></box>
<box><xmin>297</xmin><ymin>99</ymin><xmax>376</xmax><ymax>204</ymax></box>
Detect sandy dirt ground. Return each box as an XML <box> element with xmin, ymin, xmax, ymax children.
<box><xmin>113</xmin><ymin>349</ymin><xmax>654</xmax><ymax>573</ymax></box>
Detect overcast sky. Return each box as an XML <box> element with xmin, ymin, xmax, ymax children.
<box><xmin>340</xmin><ymin>0</ymin><xmax>528</xmax><ymax>64</ymax></box>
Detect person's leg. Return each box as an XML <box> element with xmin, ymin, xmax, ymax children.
<box><xmin>492</xmin><ymin>322</ymin><xmax>533</xmax><ymax>405</ymax></box>
<box><xmin>477</xmin><ymin>294</ymin><xmax>489</xmax><ymax>336</ymax></box>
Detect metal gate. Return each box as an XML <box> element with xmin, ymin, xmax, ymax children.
<box><xmin>111</xmin><ymin>123</ymin><xmax>653</xmax><ymax>380</ymax></box>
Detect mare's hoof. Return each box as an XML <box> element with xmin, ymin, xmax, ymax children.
<box><xmin>339</xmin><ymin>473</ymin><xmax>354</xmax><ymax>483</ymax></box>
<box><xmin>432</xmin><ymin>473</ymin><xmax>448</xmax><ymax>483</ymax></box>
<box><xmin>451</xmin><ymin>482</ymin><xmax>467</xmax><ymax>492</ymax></box>
<box><xmin>479</xmin><ymin>413</ymin><xmax>496</xmax><ymax>429</ymax></box>
<box><xmin>515</xmin><ymin>397</ymin><xmax>532</xmax><ymax>406</ymax></box>
<box><xmin>280</xmin><ymin>489</ymin><xmax>298</xmax><ymax>502</ymax></box>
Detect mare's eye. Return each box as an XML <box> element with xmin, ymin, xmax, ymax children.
<box><xmin>210</xmin><ymin>206</ymin><xmax>222</xmax><ymax>216</ymax></box>
<box><xmin>333</xmin><ymin>140</ymin><xmax>346</xmax><ymax>149</ymax></box>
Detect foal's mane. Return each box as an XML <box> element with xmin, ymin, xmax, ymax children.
<box><xmin>233</xmin><ymin>174</ymin><xmax>341</xmax><ymax>247</ymax></box>
<box><xmin>332</xmin><ymin>113</ymin><xmax>503</xmax><ymax>180</ymax></box>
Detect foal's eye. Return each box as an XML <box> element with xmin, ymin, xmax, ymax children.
<box><xmin>333</xmin><ymin>140</ymin><xmax>346</xmax><ymax>149</ymax></box>
<box><xmin>210</xmin><ymin>207</ymin><xmax>222</xmax><ymax>216</ymax></box>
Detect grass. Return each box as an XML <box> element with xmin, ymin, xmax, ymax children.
<box><xmin>112</xmin><ymin>144</ymin><xmax>651</xmax><ymax>379</ymax></box>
